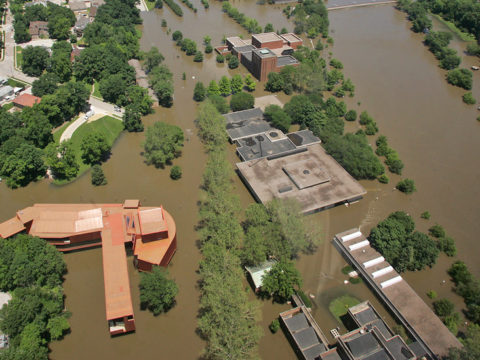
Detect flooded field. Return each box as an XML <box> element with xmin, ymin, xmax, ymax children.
<box><xmin>0</xmin><ymin>2</ymin><xmax>478</xmax><ymax>359</ymax></box>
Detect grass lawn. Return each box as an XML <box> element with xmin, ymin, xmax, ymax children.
<box><xmin>431</xmin><ymin>14</ymin><xmax>476</xmax><ymax>42</ymax></box>
<box><xmin>92</xmin><ymin>79</ymin><xmax>102</xmax><ymax>99</ymax></box>
<box><xmin>15</xmin><ymin>46</ymin><xmax>22</xmax><ymax>69</ymax></box>
<box><xmin>146</xmin><ymin>0</ymin><xmax>155</xmax><ymax>10</ymax></box>
<box><xmin>53</xmin><ymin>119</ymin><xmax>75</xmax><ymax>143</ymax></box>
<box><xmin>53</xmin><ymin>116</ymin><xmax>123</xmax><ymax>185</ymax></box>
<box><xmin>8</xmin><ymin>77</ymin><xmax>28</xmax><ymax>89</ymax></box>
<box><xmin>328</xmin><ymin>295</ymin><xmax>361</xmax><ymax>323</ymax></box>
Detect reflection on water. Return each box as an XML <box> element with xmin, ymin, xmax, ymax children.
<box><xmin>0</xmin><ymin>3</ymin><xmax>478</xmax><ymax>360</ymax></box>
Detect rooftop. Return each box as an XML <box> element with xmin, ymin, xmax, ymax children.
<box><xmin>237</xmin><ymin>143</ymin><xmax>366</xmax><ymax>214</ymax></box>
<box><xmin>224</xmin><ymin>108</ymin><xmax>271</xmax><ymax>141</ymax></box>
<box><xmin>253</xmin><ymin>48</ymin><xmax>276</xmax><ymax>58</ymax></box>
<box><xmin>236</xmin><ymin>133</ymin><xmax>297</xmax><ymax>161</ymax></box>
<box><xmin>226</xmin><ymin>36</ymin><xmax>248</xmax><ymax>48</ymax></box>
<box><xmin>277</xmin><ymin>55</ymin><xmax>299</xmax><ymax>67</ymax></box>
<box><xmin>252</xmin><ymin>32</ymin><xmax>283</xmax><ymax>44</ymax></box>
<box><xmin>13</xmin><ymin>93</ymin><xmax>41</xmax><ymax>107</ymax></box>
<box><xmin>245</xmin><ymin>260</ymin><xmax>276</xmax><ymax>289</ymax></box>
<box><xmin>281</xmin><ymin>33</ymin><xmax>302</xmax><ymax>43</ymax></box>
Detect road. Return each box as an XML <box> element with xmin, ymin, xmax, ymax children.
<box><xmin>326</xmin><ymin>0</ymin><xmax>396</xmax><ymax>10</ymax></box>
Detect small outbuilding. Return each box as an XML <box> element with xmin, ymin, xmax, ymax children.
<box><xmin>245</xmin><ymin>260</ymin><xmax>276</xmax><ymax>292</ymax></box>
<box><xmin>0</xmin><ymin>86</ymin><xmax>14</xmax><ymax>101</ymax></box>
<box><xmin>13</xmin><ymin>93</ymin><xmax>41</xmax><ymax>108</ymax></box>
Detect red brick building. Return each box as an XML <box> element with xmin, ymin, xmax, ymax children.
<box><xmin>0</xmin><ymin>200</ymin><xmax>177</xmax><ymax>335</ymax></box>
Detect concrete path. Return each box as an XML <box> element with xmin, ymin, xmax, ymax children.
<box><xmin>60</xmin><ymin>116</ymin><xmax>87</xmax><ymax>143</ymax></box>
<box><xmin>327</xmin><ymin>0</ymin><xmax>396</xmax><ymax>10</ymax></box>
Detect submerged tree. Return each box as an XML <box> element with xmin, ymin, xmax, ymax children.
<box><xmin>139</xmin><ymin>267</ymin><xmax>178</xmax><ymax>315</ymax></box>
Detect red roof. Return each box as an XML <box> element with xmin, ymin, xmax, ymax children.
<box><xmin>13</xmin><ymin>93</ymin><xmax>41</xmax><ymax>107</ymax></box>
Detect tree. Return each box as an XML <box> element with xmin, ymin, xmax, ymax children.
<box><xmin>196</xmin><ymin>101</ymin><xmax>227</xmax><ymax>150</ymax></box>
<box><xmin>433</xmin><ymin>298</ymin><xmax>454</xmax><ymax>317</ymax></box>
<box><xmin>193</xmin><ymin>51</ymin><xmax>203</xmax><ymax>62</ymax></box>
<box><xmin>216</xmin><ymin>54</ymin><xmax>224</xmax><ymax>63</ymax></box>
<box><xmin>207</xmin><ymin>94</ymin><xmax>229</xmax><ymax>114</ymax></box>
<box><xmin>21</xmin><ymin>46</ymin><xmax>49</xmax><ymax>77</ymax></box>
<box><xmin>329</xmin><ymin>58</ymin><xmax>343</xmax><ymax>69</ymax></box>
<box><xmin>230</xmin><ymin>74</ymin><xmax>243</xmax><ymax>94</ymax></box>
<box><xmin>396</xmin><ymin>178</ymin><xmax>416</xmax><ymax>194</ymax></box>
<box><xmin>123</xmin><ymin>106</ymin><xmax>144</xmax><ymax>132</ymax></box>
<box><xmin>261</xmin><ymin>261</ymin><xmax>302</xmax><ymax>303</ymax></box>
<box><xmin>264</xmin><ymin>105</ymin><xmax>291</xmax><ymax>133</ymax></box>
<box><xmin>50</xmin><ymin>52</ymin><xmax>72</xmax><ymax>83</ymax></box>
<box><xmin>99</xmin><ymin>74</ymin><xmax>129</xmax><ymax>105</ymax></box>
<box><xmin>463</xmin><ymin>92</ymin><xmax>476</xmax><ymax>105</ymax></box>
<box><xmin>80</xmin><ymin>132</ymin><xmax>111</xmax><ymax>165</ymax></box>
<box><xmin>143</xmin><ymin>122</ymin><xmax>184</xmax><ymax>168</ymax></box>
<box><xmin>144</xmin><ymin>47</ymin><xmax>164</xmax><ymax>73</ymax></box>
<box><xmin>0</xmin><ymin>144</ymin><xmax>46</xmax><ymax>188</ymax></box>
<box><xmin>32</xmin><ymin>73</ymin><xmax>59</xmax><ymax>97</ymax></box>
<box><xmin>265</xmin><ymin>72</ymin><xmax>284</xmax><ymax>93</ymax></box>
<box><xmin>429</xmin><ymin>224</ymin><xmax>445</xmax><ymax>238</ymax></box>
<box><xmin>228</xmin><ymin>56</ymin><xmax>239</xmax><ymax>69</ymax></box>
<box><xmin>91</xmin><ymin>164</ymin><xmax>107</xmax><ymax>186</ymax></box>
<box><xmin>139</xmin><ymin>267</ymin><xmax>178</xmax><ymax>315</ymax></box>
<box><xmin>172</xmin><ymin>30</ymin><xmax>183</xmax><ymax>42</ymax></box>
<box><xmin>205</xmin><ymin>44</ymin><xmax>213</xmax><ymax>53</ymax></box>
<box><xmin>45</xmin><ymin>141</ymin><xmax>79</xmax><ymax>180</ymax></box>
<box><xmin>440</xmin><ymin>53</ymin><xmax>461</xmax><ymax>70</ymax></box>
<box><xmin>193</xmin><ymin>82</ymin><xmax>206</xmax><ymax>101</ymax></box>
<box><xmin>284</xmin><ymin>95</ymin><xmax>317</xmax><ymax>127</ymax></box>
<box><xmin>447</xmin><ymin>324</ymin><xmax>480</xmax><ymax>360</ymax></box>
<box><xmin>345</xmin><ymin>109</ymin><xmax>357</xmax><ymax>121</ymax></box>
<box><xmin>244</xmin><ymin>74</ymin><xmax>256</xmax><ymax>91</ymax></box>
<box><xmin>180</xmin><ymin>38</ymin><xmax>197</xmax><ymax>55</ymax></box>
<box><xmin>447</xmin><ymin>68</ymin><xmax>473</xmax><ymax>90</ymax></box>
<box><xmin>126</xmin><ymin>85</ymin><xmax>153</xmax><ymax>116</ymax></box>
<box><xmin>264</xmin><ymin>23</ymin><xmax>274</xmax><ymax>33</ymax></box>
<box><xmin>170</xmin><ymin>165</ymin><xmax>182</xmax><ymax>180</ymax></box>
<box><xmin>218</xmin><ymin>76</ymin><xmax>231</xmax><ymax>96</ymax></box>
<box><xmin>207</xmin><ymin>80</ymin><xmax>220</xmax><ymax>96</ymax></box>
<box><xmin>20</xmin><ymin>108</ymin><xmax>53</xmax><ymax>148</ymax></box>
<box><xmin>230</xmin><ymin>92</ymin><xmax>254</xmax><ymax>112</ymax></box>
<box><xmin>203</xmin><ymin>35</ymin><xmax>211</xmax><ymax>45</ymax></box>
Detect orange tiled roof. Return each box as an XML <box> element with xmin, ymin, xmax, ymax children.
<box><xmin>13</xmin><ymin>93</ymin><xmax>41</xmax><ymax>108</ymax></box>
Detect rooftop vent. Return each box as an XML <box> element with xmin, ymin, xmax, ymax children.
<box><xmin>260</xmin><ymin>49</ymin><xmax>269</xmax><ymax>54</ymax></box>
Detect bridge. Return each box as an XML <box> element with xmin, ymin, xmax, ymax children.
<box><xmin>326</xmin><ymin>0</ymin><xmax>396</xmax><ymax>11</ymax></box>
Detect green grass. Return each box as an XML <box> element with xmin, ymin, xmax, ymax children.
<box><xmin>328</xmin><ymin>295</ymin><xmax>361</xmax><ymax>323</ymax></box>
<box><xmin>146</xmin><ymin>0</ymin><xmax>155</xmax><ymax>10</ymax></box>
<box><xmin>53</xmin><ymin>119</ymin><xmax>75</xmax><ymax>143</ymax></box>
<box><xmin>92</xmin><ymin>79</ymin><xmax>102</xmax><ymax>99</ymax></box>
<box><xmin>83</xmin><ymin>81</ymin><xmax>93</xmax><ymax>95</ymax></box>
<box><xmin>53</xmin><ymin>116</ymin><xmax>123</xmax><ymax>185</ymax></box>
<box><xmin>431</xmin><ymin>14</ymin><xmax>476</xmax><ymax>42</ymax></box>
<box><xmin>15</xmin><ymin>46</ymin><xmax>22</xmax><ymax>69</ymax></box>
<box><xmin>7</xmin><ymin>78</ymin><xmax>27</xmax><ymax>88</ymax></box>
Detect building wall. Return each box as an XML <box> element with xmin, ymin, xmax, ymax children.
<box><xmin>160</xmin><ymin>235</ymin><xmax>177</xmax><ymax>267</ymax></box>
<box><xmin>70</xmin><ymin>231</ymin><xmax>102</xmax><ymax>243</ymax></box>
<box><xmin>251</xmin><ymin>52</ymin><xmax>277</xmax><ymax>81</ymax></box>
<box><xmin>252</xmin><ymin>38</ymin><xmax>283</xmax><ymax>50</ymax></box>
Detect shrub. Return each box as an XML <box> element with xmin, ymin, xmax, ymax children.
<box><xmin>164</xmin><ymin>0</ymin><xmax>183</xmax><ymax>16</ymax></box>
<box><xmin>433</xmin><ymin>298</ymin><xmax>454</xmax><ymax>317</ymax></box>
<box><xmin>329</xmin><ymin>58</ymin><xmax>343</xmax><ymax>69</ymax></box>
<box><xmin>378</xmin><ymin>174</ymin><xmax>389</xmax><ymax>184</ymax></box>
<box><xmin>446</xmin><ymin>68</ymin><xmax>473</xmax><ymax>90</ymax></box>
<box><xmin>428</xmin><ymin>224</ymin><xmax>445</xmax><ymax>238</ymax></box>
<box><xmin>194</xmin><ymin>51</ymin><xmax>203</xmax><ymax>62</ymax></box>
<box><xmin>172</xmin><ymin>30</ymin><xmax>183</xmax><ymax>42</ymax></box>
<box><xmin>349</xmin><ymin>277</ymin><xmax>361</xmax><ymax>284</ymax></box>
<box><xmin>216</xmin><ymin>54</ymin><xmax>225</xmax><ymax>63</ymax></box>
<box><xmin>230</xmin><ymin>92</ymin><xmax>254</xmax><ymax>112</ymax></box>
<box><xmin>193</xmin><ymin>82</ymin><xmax>206</xmax><ymax>101</ymax></box>
<box><xmin>91</xmin><ymin>165</ymin><xmax>107</xmax><ymax>186</ymax></box>
<box><xmin>421</xmin><ymin>211</ymin><xmax>431</xmax><ymax>220</ymax></box>
<box><xmin>466</xmin><ymin>43</ymin><xmax>480</xmax><ymax>56</ymax></box>
<box><xmin>345</xmin><ymin>109</ymin><xmax>357</xmax><ymax>121</ymax></box>
<box><xmin>228</xmin><ymin>56</ymin><xmax>239</xmax><ymax>69</ymax></box>
<box><xmin>437</xmin><ymin>236</ymin><xmax>457</xmax><ymax>256</ymax></box>
<box><xmin>462</xmin><ymin>92</ymin><xmax>476</xmax><ymax>105</ymax></box>
<box><xmin>269</xmin><ymin>319</ymin><xmax>280</xmax><ymax>333</ymax></box>
<box><xmin>427</xmin><ymin>290</ymin><xmax>437</xmax><ymax>299</ymax></box>
<box><xmin>205</xmin><ymin>44</ymin><xmax>213</xmax><ymax>54</ymax></box>
<box><xmin>341</xmin><ymin>265</ymin><xmax>353</xmax><ymax>275</ymax></box>
<box><xmin>161</xmin><ymin>19</ymin><xmax>167</xmax><ymax>27</ymax></box>
<box><xmin>396</xmin><ymin>179</ymin><xmax>416</xmax><ymax>194</ymax></box>
<box><xmin>170</xmin><ymin>165</ymin><xmax>182</xmax><ymax>180</ymax></box>
<box><xmin>297</xmin><ymin>290</ymin><xmax>312</xmax><ymax>308</ymax></box>
<box><xmin>208</xmin><ymin>94</ymin><xmax>229</xmax><ymax>114</ymax></box>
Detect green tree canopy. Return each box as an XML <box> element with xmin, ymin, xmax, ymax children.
<box><xmin>80</xmin><ymin>132</ymin><xmax>111</xmax><ymax>165</ymax></box>
<box><xmin>143</xmin><ymin>122</ymin><xmax>184</xmax><ymax>168</ymax></box>
<box><xmin>45</xmin><ymin>140</ymin><xmax>79</xmax><ymax>180</ymax></box>
<box><xmin>230</xmin><ymin>92</ymin><xmax>254</xmax><ymax>112</ymax></box>
<box><xmin>261</xmin><ymin>261</ymin><xmax>302</xmax><ymax>303</ymax></box>
<box><xmin>21</xmin><ymin>46</ymin><xmax>49</xmax><ymax>77</ymax></box>
<box><xmin>139</xmin><ymin>267</ymin><xmax>178</xmax><ymax>315</ymax></box>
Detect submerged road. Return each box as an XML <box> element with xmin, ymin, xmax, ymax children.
<box><xmin>326</xmin><ymin>0</ymin><xmax>396</xmax><ymax>10</ymax></box>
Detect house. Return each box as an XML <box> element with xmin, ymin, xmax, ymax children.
<box><xmin>74</xmin><ymin>15</ymin><xmax>90</xmax><ymax>36</ymax></box>
<box><xmin>245</xmin><ymin>260</ymin><xmax>276</xmax><ymax>292</ymax></box>
<box><xmin>0</xmin><ymin>200</ymin><xmax>177</xmax><ymax>335</ymax></box>
<box><xmin>89</xmin><ymin>5</ymin><xmax>98</xmax><ymax>18</ymax></box>
<box><xmin>70</xmin><ymin>45</ymin><xmax>82</xmax><ymax>62</ymax></box>
<box><xmin>29</xmin><ymin>21</ymin><xmax>49</xmax><ymax>39</ymax></box>
<box><xmin>0</xmin><ymin>86</ymin><xmax>14</xmax><ymax>101</ymax></box>
<box><xmin>69</xmin><ymin>0</ymin><xmax>90</xmax><ymax>12</ymax></box>
<box><xmin>13</xmin><ymin>93</ymin><xmax>41</xmax><ymax>108</ymax></box>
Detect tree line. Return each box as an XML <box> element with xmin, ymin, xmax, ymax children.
<box><xmin>222</xmin><ymin>2</ymin><xmax>263</xmax><ymax>34</ymax></box>
<box><xmin>0</xmin><ymin>235</ymin><xmax>69</xmax><ymax>360</ymax></box>
<box><xmin>196</xmin><ymin>100</ymin><xmax>262</xmax><ymax>359</ymax></box>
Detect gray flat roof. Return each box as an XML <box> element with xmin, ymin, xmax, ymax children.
<box><xmin>237</xmin><ymin>143</ymin><xmax>366</xmax><ymax>214</ymax></box>
<box><xmin>363</xmin><ymin>348</ymin><xmax>388</xmax><ymax>360</ymax></box>
<box><xmin>277</xmin><ymin>55</ymin><xmax>298</xmax><ymax>67</ymax></box>
<box><xmin>284</xmin><ymin>313</ymin><xmax>309</xmax><ymax>333</ymax></box>
<box><xmin>385</xmin><ymin>336</ymin><xmax>415</xmax><ymax>360</ymax></box>
<box><xmin>236</xmin><ymin>135</ymin><xmax>296</xmax><ymax>161</ymax></box>
<box><xmin>287</xmin><ymin>130</ymin><xmax>321</xmax><ymax>147</ymax></box>
<box><xmin>234</xmin><ymin>45</ymin><xmax>256</xmax><ymax>53</ymax></box>
<box><xmin>303</xmin><ymin>343</ymin><xmax>327</xmax><ymax>360</ymax></box>
<box><xmin>354</xmin><ymin>307</ymin><xmax>378</xmax><ymax>326</ymax></box>
<box><xmin>0</xmin><ymin>86</ymin><xmax>13</xmax><ymax>97</ymax></box>
<box><xmin>293</xmin><ymin>327</ymin><xmax>320</xmax><ymax>350</ymax></box>
<box><xmin>224</xmin><ymin>108</ymin><xmax>271</xmax><ymax>141</ymax></box>
<box><xmin>320</xmin><ymin>349</ymin><xmax>343</xmax><ymax>360</ymax></box>
<box><xmin>346</xmin><ymin>332</ymin><xmax>380</xmax><ymax>358</ymax></box>
<box><xmin>253</xmin><ymin>48</ymin><xmax>276</xmax><ymax>58</ymax></box>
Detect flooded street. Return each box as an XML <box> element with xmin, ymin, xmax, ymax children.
<box><xmin>0</xmin><ymin>2</ymin><xmax>479</xmax><ymax>359</ymax></box>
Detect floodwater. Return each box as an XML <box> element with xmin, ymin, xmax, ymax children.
<box><xmin>0</xmin><ymin>2</ymin><xmax>479</xmax><ymax>359</ymax></box>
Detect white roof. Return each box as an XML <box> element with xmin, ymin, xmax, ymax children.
<box><xmin>245</xmin><ymin>260</ymin><xmax>276</xmax><ymax>289</ymax></box>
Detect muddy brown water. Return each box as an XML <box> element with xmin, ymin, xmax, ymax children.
<box><xmin>0</xmin><ymin>2</ymin><xmax>479</xmax><ymax>359</ymax></box>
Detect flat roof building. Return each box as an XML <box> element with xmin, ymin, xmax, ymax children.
<box><xmin>0</xmin><ymin>201</ymin><xmax>177</xmax><ymax>335</ymax></box>
<box><xmin>237</xmin><ymin>143</ymin><xmax>366</xmax><ymax>214</ymax></box>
